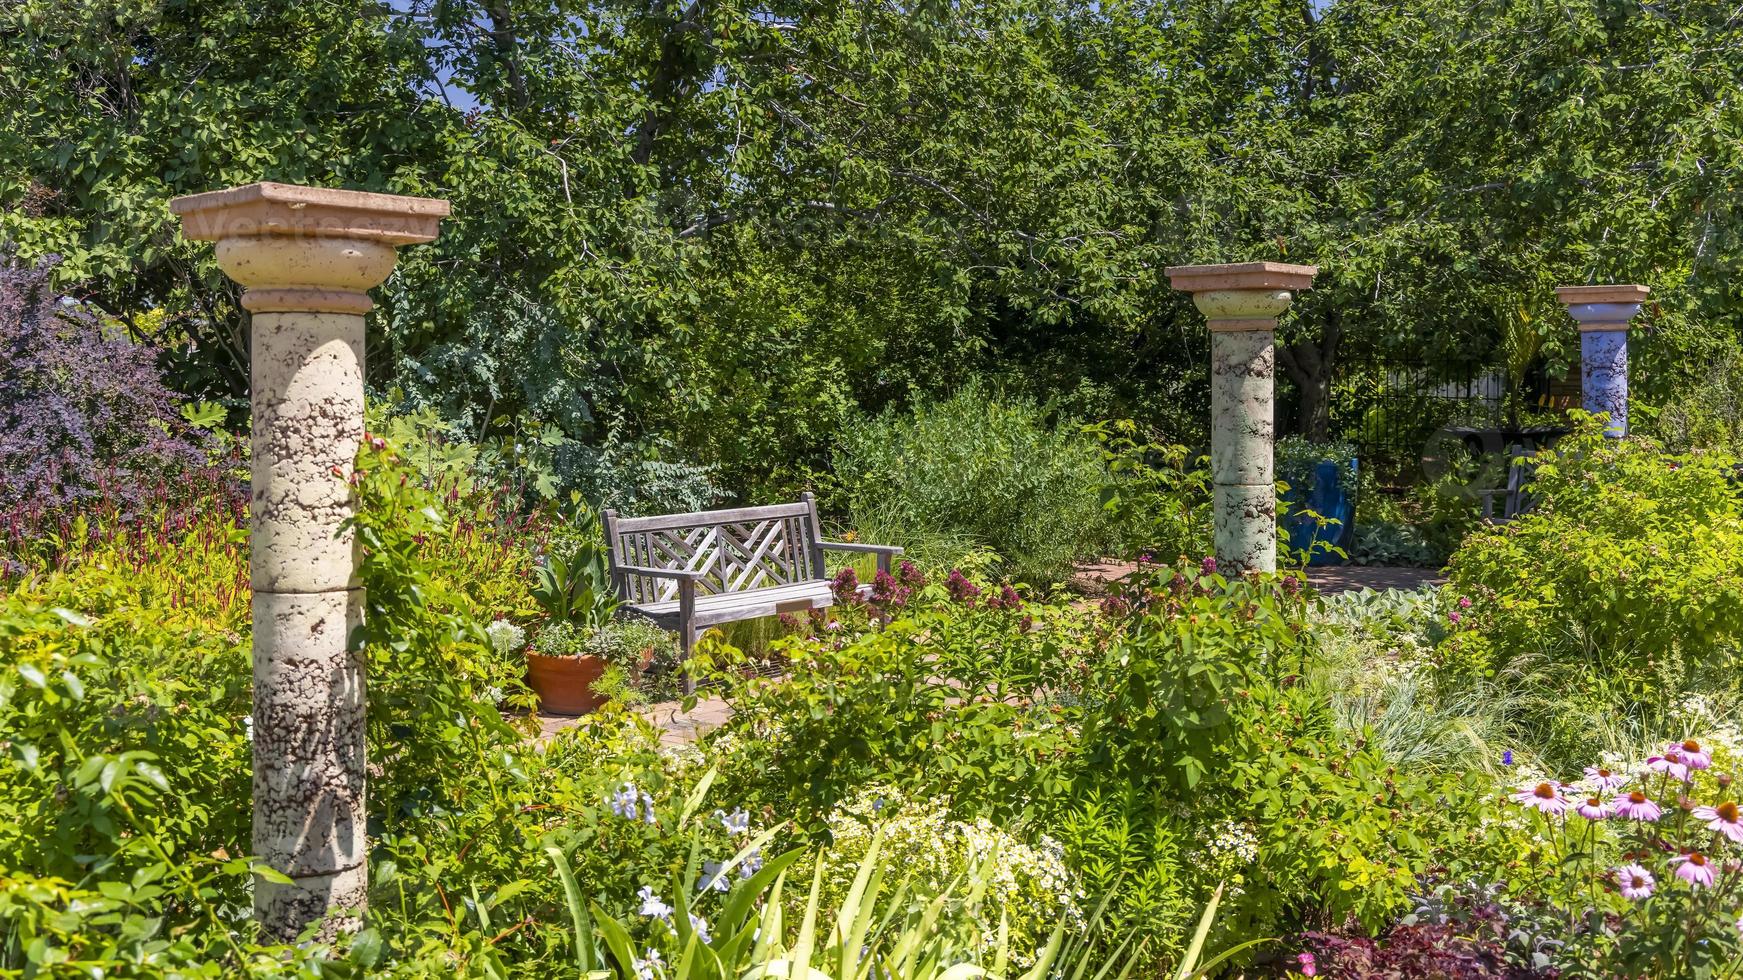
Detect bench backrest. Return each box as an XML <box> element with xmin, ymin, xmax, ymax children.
<box><xmin>601</xmin><ymin>492</ymin><xmax>826</xmax><ymax>604</ymax></box>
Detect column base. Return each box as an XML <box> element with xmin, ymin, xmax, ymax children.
<box><xmin>1214</xmin><ymin>483</ymin><xmax>1277</xmax><ymax>573</ymax></box>
<box><xmin>257</xmin><ymin>863</ymin><xmax>366</xmax><ymax>942</ymax></box>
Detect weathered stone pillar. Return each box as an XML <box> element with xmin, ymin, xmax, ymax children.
<box><xmin>1165</xmin><ymin>262</ymin><xmax>1319</xmax><ymax>573</ymax></box>
<box><xmin>169</xmin><ymin>183</ymin><xmax>447</xmax><ymax>940</ymax></box>
<box><xmin>1554</xmin><ymin>284</ymin><xmax>1649</xmax><ymax>438</ymax></box>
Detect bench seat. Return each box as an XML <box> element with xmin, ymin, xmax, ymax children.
<box><xmin>623</xmin><ymin>580</ymin><xmax>836</xmax><ymax>629</ymax></box>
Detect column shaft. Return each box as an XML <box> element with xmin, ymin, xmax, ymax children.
<box><xmin>1554</xmin><ymin>286</ymin><xmax>1648</xmax><ymax>441</ymax></box>
<box><xmin>1210</xmin><ymin>328</ymin><xmax>1277</xmax><ymax>572</ymax></box>
<box><xmin>1581</xmin><ymin>328</ymin><xmax>1629</xmax><ymax>438</ymax></box>
<box><xmin>249</xmin><ymin>310</ymin><xmax>368</xmax><ymax>938</ymax></box>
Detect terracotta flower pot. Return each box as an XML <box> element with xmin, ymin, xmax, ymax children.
<box><xmin>525</xmin><ymin>652</ymin><xmax>608</xmax><ymax>715</ymax></box>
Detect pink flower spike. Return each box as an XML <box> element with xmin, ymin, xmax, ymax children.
<box><xmin>1677</xmin><ymin>739</ymin><xmax>1714</xmax><ymax>771</ymax></box>
<box><xmin>1612</xmin><ymin>790</ymin><xmax>1663</xmax><ymax>822</ymax></box>
<box><xmin>1694</xmin><ymin>801</ymin><xmax>1743</xmax><ymax>843</ymax></box>
<box><xmin>1575</xmin><ymin>795</ymin><xmax>1611</xmax><ymax>821</ymax></box>
<box><xmin>1584</xmin><ymin>766</ymin><xmax>1628</xmax><ymax>793</ymax></box>
<box><xmin>1512</xmin><ymin>781</ymin><xmax>1571</xmax><ymax>816</ymax></box>
<box><xmin>1671</xmin><ymin>852</ymin><xmax>1718</xmax><ymax>889</ymax></box>
<box><xmin>1616</xmin><ymin>863</ymin><xmax>1656</xmax><ymax>900</ymax></box>
<box><xmin>1647</xmin><ymin>752</ymin><xmax>1691</xmax><ymax>782</ymax></box>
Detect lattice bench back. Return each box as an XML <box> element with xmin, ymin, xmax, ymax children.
<box><xmin>601</xmin><ymin>492</ymin><xmax>827</xmax><ymax>605</ymax></box>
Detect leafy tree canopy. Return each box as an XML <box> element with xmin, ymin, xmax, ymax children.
<box><xmin>2</xmin><ymin>0</ymin><xmax>1738</xmax><ymax>492</ymax></box>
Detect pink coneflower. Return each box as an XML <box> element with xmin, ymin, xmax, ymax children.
<box><xmin>1671</xmin><ymin>852</ymin><xmax>1718</xmax><ymax>888</ymax></box>
<box><xmin>1512</xmin><ymin>781</ymin><xmax>1571</xmax><ymax>815</ymax></box>
<box><xmin>1616</xmin><ymin>864</ymin><xmax>1656</xmax><ymax>900</ymax></box>
<box><xmin>1575</xmin><ymin>795</ymin><xmax>1611</xmax><ymax>820</ymax></box>
<box><xmin>1676</xmin><ymin>739</ymin><xmax>1714</xmax><ymax>771</ymax></box>
<box><xmin>1647</xmin><ymin>751</ymin><xmax>1691</xmax><ymax>782</ymax></box>
<box><xmin>1694</xmin><ymin>801</ymin><xmax>1743</xmax><ymax>843</ymax></box>
<box><xmin>1584</xmin><ymin>766</ymin><xmax>1628</xmax><ymax>792</ymax></box>
<box><xmin>1612</xmin><ymin>790</ymin><xmax>1663</xmax><ymax>822</ymax></box>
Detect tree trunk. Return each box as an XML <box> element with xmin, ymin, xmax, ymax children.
<box><xmin>1277</xmin><ymin>308</ymin><xmax>1341</xmax><ymax>441</ymax></box>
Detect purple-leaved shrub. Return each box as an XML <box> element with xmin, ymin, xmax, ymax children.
<box><xmin>0</xmin><ymin>255</ymin><xmax>203</xmax><ymax>510</ymax></box>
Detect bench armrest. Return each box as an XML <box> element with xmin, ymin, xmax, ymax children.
<box><xmin>613</xmin><ymin>564</ymin><xmax>706</xmax><ymax>581</ymax></box>
<box><xmin>819</xmin><ymin>540</ymin><xmax>903</xmax><ymax>574</ymax></box>
<box><xmin>818</xmin><ymin>541</ymin><xmax>904</xmax><ymax>556</ymax></box>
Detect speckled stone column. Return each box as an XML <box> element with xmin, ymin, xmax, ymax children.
<box><xmin>1555</xmin><ymin>284</ymin><xmax>1650</xmax><ymax>438</ymax></box>
<box><xmin>1165</xmin><ymin>262</ymin><xmax>1319</xmax><ymax>573</ymax></box>
<box><xmin>169</xmin><ymin>183</ymin><xmax>447</xmax><ymax>940</ymax></box>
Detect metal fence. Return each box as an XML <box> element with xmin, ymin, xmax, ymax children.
<box><xmin>1298</xmin><ymin>354</ymin><xmax>1575</xmax><ymax>487</ymax></box>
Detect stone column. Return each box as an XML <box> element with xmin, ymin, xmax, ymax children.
<box><xmin>1165</xmin><ymin>262</ymin><xmax>1319</xmax><ymax>573</ymax></box>
<box><xmin>1554</xmin><ymin>284</ymin><xmax>1649</xmax><ymax>438</ymax></box>
<box><xmin>169</xmin><ymin>183</ymin><xmax>448</xmax><ymax>940</ymax></box>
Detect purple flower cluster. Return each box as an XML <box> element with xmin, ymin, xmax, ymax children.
<box><xmin>870</xmin><ymin>569</ymin><xmax>909</xmax><ymax>607</ymax></box>
<box><xmin>944</xmin><ymin>569</ymin><xmax>980</xmax><ymax>605</ymax></box>
<box><xmin>830</xmin><ymin>566</ymin><xmax>861</xmax><ymax>602</ymax></box>
<box><xmin>986</xmin><ymin>584</ymin><xmax>1023</xmax><ymax>611</ymax></box>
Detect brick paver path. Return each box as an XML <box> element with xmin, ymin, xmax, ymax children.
<box><xmin>538</xmin><ymin>695</ymin><xmax>733</xmax><ymax>746</ymax></box>
<box><xmin>1073</xmin><ymin>559</ymin><xmax>1443</xmax><ymax>596</ymax></box>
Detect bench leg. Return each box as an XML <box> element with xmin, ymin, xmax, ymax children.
<box><xmin>681</xmin><ymin>626</ymin><xmax>697</xmax><ymax>696</ymax></box>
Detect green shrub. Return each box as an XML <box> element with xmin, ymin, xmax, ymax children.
<box><xmin>1437</xmin><ymin>416</ymin><xmax>1743</xmax><ymax>767</ymax></box>
<box><xmin>832</xmin><ymin>386</ymin><xmax>1111</xmax><ymax>584</ymax></box>
<box><xmin>1084</xmin><ymin>419</ymin><xmax>1212</xmax><ymax>561</ymax></box>
<box><xmin>704</xmin><ymin>561</ymin><xmax>1475</xmax><ymax>969</ymax></box>
<box><xmin>1642</xmin><ymin>342</ymin><xmax>1743</xmax><ymax>454</ymax></box>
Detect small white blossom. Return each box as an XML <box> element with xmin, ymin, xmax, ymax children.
<box><xmin>484</xmin><ymin>619</ymin><xmax>526</xmax><ymax>655</ymax></box>
<box><xmin>637</xmin><ymin>885</ymin><xmax>673</xmax><ymax>923</ymax></box>
<box><xmin>715</xmin><ymin>807</ymin><xmax>750</xmax><ymax>835</ymax></box>
<box><xmin>611</xmin><ymin>784</ymin><xmax>658</xmax><ymax>824</ymax></box>
<box><xmin>700</xmin><ymin>860</ymin><xmax>731</xmax><ymax>893</ymax></box>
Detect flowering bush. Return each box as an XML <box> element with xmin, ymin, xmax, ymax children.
<box><xmin>1492</xmin><ymin>732</ymin><xmax>1743</xmax><ymax>975</ymax></box>
<box><xmin>705</xmin><ymin>559</ymin><xmax>1482</xmax><ymax>971</ymax></box>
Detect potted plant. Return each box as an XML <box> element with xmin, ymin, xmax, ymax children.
<box><xmin>1277</xmin><ymin>436</ymin><xmax>1358</xmax><ymax>564</ymax></box>
<box><xmin>525</xmin><ymin>505</ymin><xmax>623</xmax><ymax>713</ymax></box>
<box><xmin>526</xmin><ymin>619</ymin><xmax>682</xmax><ymax>713</ymax></box>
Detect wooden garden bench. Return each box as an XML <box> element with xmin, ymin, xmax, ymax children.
<box><xmin>601</xmin><ymin>492</ymin><xmax>901</xmax><ymax>686</ymax></box>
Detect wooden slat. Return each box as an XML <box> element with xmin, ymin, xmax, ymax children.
<box><xmin>612</xmin><ymin>501</ymin><xmax>811</xmax><ymax>534</ymax></box>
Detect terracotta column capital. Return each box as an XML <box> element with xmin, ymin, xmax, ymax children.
<box><xmin>170</xmin><ymin>182</ymin><xmax>449</xmax><ymax>314</ymax></box>
<box><xmin>1167</xmin><ymin>262</ymin><xmax>1319</xmax><ymax>332</ymax></box>
<box><xmin>1554</xmin><ymin>284</ymin><xmax>1650</xmax><ymax>332</ymax></box>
